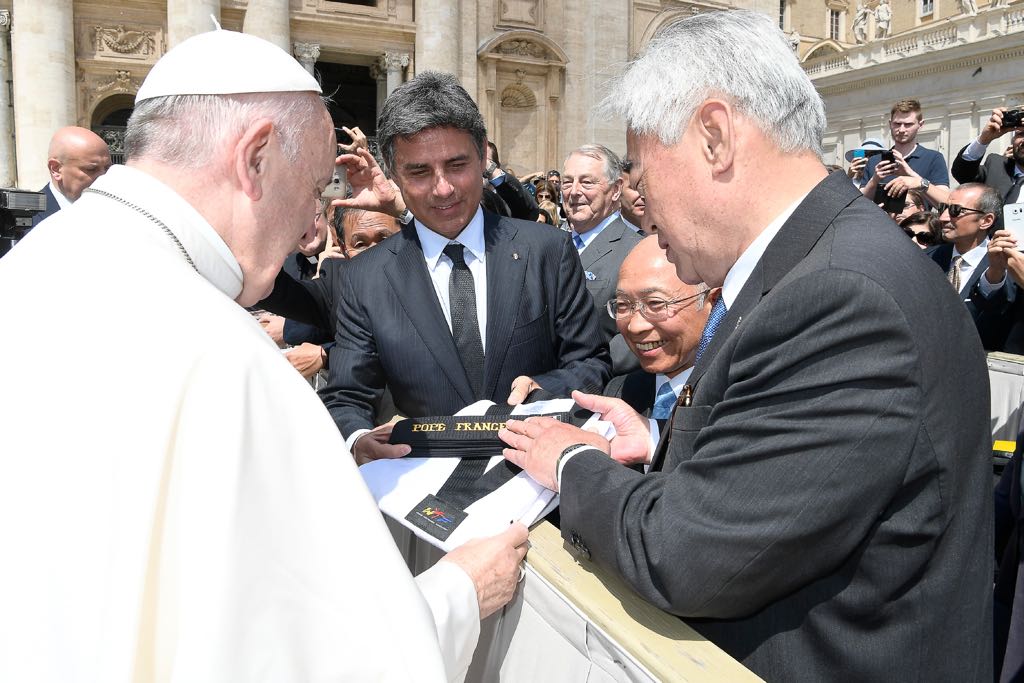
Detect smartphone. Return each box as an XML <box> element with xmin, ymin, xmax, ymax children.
<box><xmin>853</xmin><ymin>149</ymin><xmax>866</xmax><ymax>159</ymax></box>
<box><xmin>880</xmin><ymin>150</ymin><xmax>896</xmax><ymax>164</ymax></box>
<box><xmin>1005</xmin><ymin>203</ymin><xmax>1024</xmax><ymax>250</ymax></box>
<box><xmin>874</xmin><ymin>185</ymin><xmax>907</xmax><ymax>215</ymax></box>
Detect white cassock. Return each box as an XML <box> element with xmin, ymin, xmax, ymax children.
<box><xmin>0</xmin><ymin>165</ymin><xmax>478</xmax><ymax>681</ymax></box>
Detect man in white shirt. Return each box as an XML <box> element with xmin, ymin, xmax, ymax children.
<box><xmin>499</xmin><ymin>10</ymin><xmax>991</xmax><ymax>681</ymax></box>
<box><xmin>929</xmin><ymin>182</ymin><xmax>1007</xmax><ymax>304</ymax></box>
<box><xmin>0</xmin><ymin>29</ymin><xmax>526</xmax><ymax>682</ymax></box>
<box><xmin>31</xmin><ymin>126</ymin><xmax>111</xmax><ymax>226</ymax></box>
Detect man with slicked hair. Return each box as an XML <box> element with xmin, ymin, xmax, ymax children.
<box><xmin>32</xmin><ymin>126</ymin><xmax>111</xmax><ymax>226</ymax></box>
<box><xmin>322</xmin><ymin>70</ymin><xmax>610</xmax><ymax>464</ymax></box>
<box><xmin>500</xmin><ymin>10</ymin><xmax>991</xmax><ymax>680</ymax></box>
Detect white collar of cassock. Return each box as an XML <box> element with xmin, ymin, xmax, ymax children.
<box><xmin>89</xmin><ymin>165</ymin><xmax>244</xmax><ymax>300</ymax></box>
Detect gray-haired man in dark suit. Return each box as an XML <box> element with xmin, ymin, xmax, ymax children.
<box><xmin>501</xmin><ymin>10</ymin><xmax>991</xmax><ymax>681</ymax></box>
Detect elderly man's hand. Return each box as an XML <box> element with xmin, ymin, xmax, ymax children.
<box><xmin>441</xmin><ymin>523</ymin><xmax>530</xmax><ymax>619</ymax></box>
<box><xmin>258</xmin><ymin>314</ymin><xmax>286</xmax><ymax>347</ymax></box>
<box><xmin>284</xmin><ymin>343</ymin><xmax>325</xmax><ymax>378</ymax></box>
<box><xmin>506</xmin><ymin>375</ymin><xmax>541</xmax><ymax>405</ymax></box>
<box><xmin>351</xmin><ymin>423</ymin><xmax>411</xmax><ymax>465</ymax></box>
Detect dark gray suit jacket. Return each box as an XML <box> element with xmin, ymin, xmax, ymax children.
<box><xmin>579</xmin><ymin>215</ymin><xmax>642</xmax><ymax>374</ymax></box>
<box><xmin>559</xmin><ymin>172</ymin><xmax>992</xmax><ymax>680</ymax></box>
<box><xmin>604</xmin><ymin>370</ymin><xmax>655</xmax><ymax>417</ymax></box>
<box><xmin>321</xmin><ymin>212</ymin><xmax>611</xmax><ymax>436</ymax></box>
<box><xmin>31</xmin><ymin>185</ymin><xmax>61</xmax><ymax>227</ymax></box>
<box><xmin>952</xmin><ymin>143</ymin><xmax>1023</xmax><ymax>201</ymax></box>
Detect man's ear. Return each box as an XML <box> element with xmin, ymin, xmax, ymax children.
<box><xmin>235</xmin><ymin>118</ymin><xmax>275</xmax><ymax>201</ymax></box>
<box><xmin>610</xmin><ymin>176</ymin><xmax>623</xmax><ymax>203</ymax></box>
<box><xmin>695</xmin><ymin>100</ymin><xmax>734</xmax><ymax>175</ymax></box>
<box><xmin>47</xmin><ymin>158</ymin><xmax>62</xmax><ymax>183</ymax></box>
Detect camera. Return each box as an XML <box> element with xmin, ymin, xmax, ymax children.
<box><xmin>1003</xmin><ymin>107</ymin><xmax>1024</xmax><ymax>130</ymax></box>
<box><xmin>0</xmin><ymin>188</ymin><xmax>47</xmax><ymax>258</ymax></box>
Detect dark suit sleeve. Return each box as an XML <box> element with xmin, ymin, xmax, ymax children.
<box><xmin>493</xmin><ymin>174</ymin><xmax>540</xmax><ymax>221</ymax></box>
<box><xmin>256</xmin><ymin>267</ymin><xmax>332</xmax><ymax>330</ymax></box>
<box><xmin>529</xmin><ymin>233</ymin><xmax>612</xmax><ymax>395</ymax></box>
<box><xmin>951</xmin><ymin>144</ymin><xmax>985</xmax><ymax>185</ymax></box>
<box><xmin>319</xmin><ymin>263</ymin><xmax>386</xmax><ymax>436</ymax></box>
<box><xmin>559</xmin><ymin>270</ymin><xmax>922</xmax><ymax>619</ymax></box>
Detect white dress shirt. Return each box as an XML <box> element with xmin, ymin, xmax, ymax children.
<box><xmin>951</xmin><ymin>239</ymin><xmax>993</xmax><ymax>295</ymax></box>
<box><xmin>572</xmin><ymin>211</ymin><xmax>620</xmax><ymax>253</ymax></box>
<box><xmin>48</xmin><ymin>180</ymin><xmax>73</xmax><ymax>209</ymax></box>
<box><xmin>415</xmin><ymin>207</ymin><xmax>488</xmax><ymax>350</ymax></box>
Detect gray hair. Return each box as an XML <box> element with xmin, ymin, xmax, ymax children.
<box><xmin>601</xmin><ymin>10</ymin><xmax>826</xmax><ymax>156</ymax></box>
<box><xmin>959</xmin><ymin>182</ymin><xmax>1003</xmax><ymax>217</ymax></box>
<box><xmin>125</xmin><ymin>92</ymin><xmax>324</xmax><ymax>167</ymax></box>
<box><xmin>376</xmin><ymin>71</ymin><xmax>487</xmax><ymax>175</ymax></box>
<box><xmin>565</xmin><ymin>144</ymin><xmax>623</xmax><ymax>184</ymax></box>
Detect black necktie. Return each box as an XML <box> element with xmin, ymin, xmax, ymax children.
<box><xmin>1007</xmin><ymin>176</ymin><xmax>1024</xmax><ymax>205</ymax></box>
<box><xmin>443</xmin><ymin>243</ymin><xmax>484</xmax><ymax>398</ymax></box>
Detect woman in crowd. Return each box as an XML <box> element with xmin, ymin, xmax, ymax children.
<box><xmin>899</xmin><ymin>210</ymin><xmax>941</xmax><ymax>249</ymax></box>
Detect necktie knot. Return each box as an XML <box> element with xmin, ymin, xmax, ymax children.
<box><xmin>947</xmin><ymin>254</ymin><xmax>964</xmax><ymax>291</ymax></box>
<box><xmin>651</xmin><ymin>381</ymin><xmax>677</xmax><ymax>420</ymax></box>
<box><xmin>573</xmin><ymin>233</ymin><xmax>585</xmax><ymax>252</ymax></box>
<box><xmin>444</xmin><ymin>243</ymin><xmax>468</xmax><ymax>268</ymax></box>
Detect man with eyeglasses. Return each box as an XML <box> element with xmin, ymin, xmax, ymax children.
<box><xmin>861</xmin><ymin>98</ymin><xmax>951</xmax><ymax>207</ymax></box>
<box><xmin>562</xmin><ymin>144</ymin><xmax>643</xmax><ymax>374</ymax></box>
<box><xmin>951</xmin><ymin>107</ymin><xmax>1024</xmax><ymax>204</ymax></box>
<box><xmin>603</xmin><ymin>237</ymin><xmax>716</xmax><ymax>429</ymax></box>
<box><xmin>927</xmin><ymin>183</ymin><xmax>1010</xmax><ymax>334</ymax></box>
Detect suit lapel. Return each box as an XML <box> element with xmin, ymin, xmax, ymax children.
<box><xmin>688</xmin><ymin>172</ymin><xmax>859</xmax><ymax>387</ymax></box>
<box><xmin>963</xmin><ymin>253</ymin><xmax>990</xmax><ymax>296</ymax></box>
<box><xmin>482</xmin><ymin>213</ymin><xmax>529</xmax><ymax>399</ymax></box>
<box><xmin>579</xmin><ymin>218</ymin><xmax>621</xmax><ymax>270</ymax></box>
<box><xmin>383</xmin><ymin>225</ymin><xmax>476</xmax><ymax>405</ymax></box>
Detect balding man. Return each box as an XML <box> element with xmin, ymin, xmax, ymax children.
<box><xmin>0</xmin><ymin>30</ymin><xmax>526</xmax><ymax>681</ymax></box>
<box><xmin>32</xmin><ymin>126</ymin><xmax>111</xmax><ymax>226</ymax></box>
<box><xmin>604</xmin><ymin>236</ymin><xmax>715</xmax><ymax>421</ymax></box>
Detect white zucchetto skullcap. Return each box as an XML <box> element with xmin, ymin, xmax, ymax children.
<box><xmin>135</xmin><ymin>29</ymin><xmax>321</xmax><ymax>104</ymax></box>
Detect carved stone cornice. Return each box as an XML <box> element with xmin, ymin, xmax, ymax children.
<box><xmin>497</xmin><ymin>39</ymin><xmax>547</xmax><ymax>58</ymax></box>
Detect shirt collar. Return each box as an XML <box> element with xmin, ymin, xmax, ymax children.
<box><xmin>721</xmin><ymin>194</ymin><xmax>807</xmax><ymax>309</ymax></box>
<box><xmin>415</xmin><ymin>206</ymin><xmax>486</xmax><ymax>271</ymax></box>
<box><xmin>655</xmin><ymin>367</ymin><xmax>694</xmax><ymax>396</ymax></box>
<box><xmin>953</xmin><ymin>238</ymin><xmax>989</xmax><ymax>268</ymax></box>
<box><xmin>86</xmin><ymin>165</ymin><xmax>244</xmax><ymax>299</ymax></box>
<box><xmin>48</xmin><ymin>181</ymin><xmax>72</xmax><ymax>210</ymax></box>
<box><xmin>572</xmin><ymin>211</ymin><xmax>619</xmax><ymax>249</ymax></box>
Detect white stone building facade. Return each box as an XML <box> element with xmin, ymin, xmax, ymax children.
<box><xmin>0</xmin><ymin>0</ymin><xmax>1021</xmax><ymax>192</ymax></box>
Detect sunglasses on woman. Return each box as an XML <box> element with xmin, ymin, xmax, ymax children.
<box><xmin>902</xmin><ymin>227</ymin><xmax>936</xmax><ymax>245</ymax></box>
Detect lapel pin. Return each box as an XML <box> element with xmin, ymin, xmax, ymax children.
<box><xmin>734</xmin><ymin>316</ymin><xmax>742</xmax><ymax>329</ymax></box>
<box><xmin>512</xmin><ymin>252</ymin><xmax>519</xmax><ymax>260</ymax></box>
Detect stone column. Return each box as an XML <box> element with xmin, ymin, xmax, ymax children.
<box><xmin>242</xmin><ymin>0</ymin><xmax>290</xmax><ymax>52</ymax></box>
<box><xmin>293</xmin><ymin>42</ymin><xmax>320</xmax><ymax>75</ymax></box>
<box><xmin>11</xmin><ymin>0</ymin><xmax>76</xmax><ymax>191</ymax></box>
<box><xmin>167</xmin><ymin>0</ymin><xmax>221</xmax><ymax>49</ymax></box>
<box><xmin>383</xmin><ymin>52</ymin><xmax>410</xmax><ymax>96</ymax></box>
<box><xmin>415</xmin><ymin>0</ymin><xmax>459</xmax><ymax>75</ymax></box>
<box><xmin>0</xmin><ymin>10</ymin><xmax>16</xmax><ymax>187</ymax></box>
<box><xmin>370</xmin><ymin>58</ymin><xmax>387</xmax><ymax>115</ymax></box>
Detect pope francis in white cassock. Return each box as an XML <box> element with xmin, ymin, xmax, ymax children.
<box><xmin>0</xmin><ymin>29</ymin><xmax>527</xmax><ymax>682</ymax></box>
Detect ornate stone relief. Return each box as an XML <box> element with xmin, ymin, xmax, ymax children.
<box><xmin>497</xmin><ymin>39</ymin><xmax>547</xmax><ymax>58</ymax></box>
<box><xmin>0</xmin><ymin>10</ymin><xmax>11</xmax><ymax>31</ymax></box>
<box><xmin>93</xmin><ymin>24</ymin><xmax>158</xmax><ymax>59</ymax></box>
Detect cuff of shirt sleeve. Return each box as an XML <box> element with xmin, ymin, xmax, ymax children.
<box><xmin>963</xmin><ymin>138</ymin><xmax>988</xmax><ymax>161</ymax></box>
<box><xmin>980</xmin><ymin>270</ymin><xmax>1007</xmax><ymax>295</ymax></box>
<box><xmin>346</xmin><ymin>428</ymin><xmax>372</xmax><ymax>454</ymax></box>
<box><xmin>645</xmin><ymin>418</ymin><xmax>661</xmax><ymax>473</ymax></box>
<box><xmin>489</xmin><ymin>171</ymin><xmax>507</xmax><ymax>186</ymax></box>
<box><xmin>416</xmin><ymin>560</ymin><xmax>481</xmax><ymax>682</ymax></box>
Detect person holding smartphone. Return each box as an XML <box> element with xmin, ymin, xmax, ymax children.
<box><xmin>951</xmin><ymin>106</ymin><xmax>1024</xmax><ymax>205</ymax></box>
<box><xmin>860</xmin><ymin>98</ymin><xmax>951</xmax><ymax>207</ymax></box>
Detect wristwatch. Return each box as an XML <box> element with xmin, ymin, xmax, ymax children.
<box><xmin>919</xmin><ymin>177</ymin><xmax>931</xmax><ymax>190</ymax></box>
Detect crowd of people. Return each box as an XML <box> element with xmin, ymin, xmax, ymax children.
<box><xmin>1</xmin><ymin>8</ymin><xmax>1023</xmax><ymax>682</ymax></box>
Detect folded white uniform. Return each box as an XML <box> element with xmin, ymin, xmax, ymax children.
<box><xmin>360</xmin><ymin>399</ymin><xmax>613</xmax><ymax>551</ymax></box>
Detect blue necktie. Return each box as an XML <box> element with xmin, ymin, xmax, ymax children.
<box><xmin>695</xmin><ymin>297</ymin><xmax>727</xmax><ymax>364</ymax></box>
<box><xmin>573</xmin><ymin>233</ymin><xmax>585</xmax><ymax>251</ymax></box>
<box><xmin>651</xmin><ymin>381</ymin><xmax>677</xmax><ymax>419</ymax></box>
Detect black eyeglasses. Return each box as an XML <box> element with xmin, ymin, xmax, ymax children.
<box><xmin>607</xmin><ymin>289</ymin><xmax>709</xmax><ymax>321</ymax></box>
<box><xmin>902</xmin><ymin>227</ymin><xmax>937</xmax><ymax>245</ymax></box>
<box><xmin>941</xmin><ymin>203</ymin><xmax>987</xmax><ymax>219</ymax></box>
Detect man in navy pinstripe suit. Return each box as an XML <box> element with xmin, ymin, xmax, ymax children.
<box><xmin>320</xmin><ymin>72</ymin><xmax>611</xmax><ymax>463</ymax></box>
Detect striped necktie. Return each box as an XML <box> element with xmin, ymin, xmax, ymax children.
<box><xmin>947</xmin><ymin>254</ymin><xmax>963</xmax><ymax>292</ymax></box>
